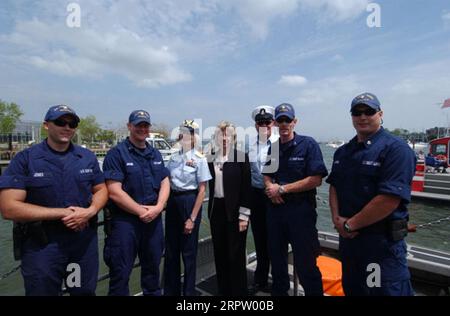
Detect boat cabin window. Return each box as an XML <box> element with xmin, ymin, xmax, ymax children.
<box><xmin>431</xmin><ymin>144</ymin><xmax>447</xmax><ymax>155</ymax></box>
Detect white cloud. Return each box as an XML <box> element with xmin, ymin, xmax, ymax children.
<box><xmin>0</xmin><ymin>17</ymin><xmax>191</xmax><ymax>88</ymax></box>
<box><xmin>278</xmin><ymin>75</ymin><xmax>308</xmax><ymax>87</ymax></box>
<box><xmin>295</xmin><ymin>75</ymin><xmax>362</xmax><ymax>106</ymax></box>
<box><xmin>224</xmin><ymin>0</ymin><xmax>368</xmax><ymax>39</ymax></box>
<box><xmin>0</xmin><ymin>0</ymin><xmax>369</xmax><ymax>87</ymax></box>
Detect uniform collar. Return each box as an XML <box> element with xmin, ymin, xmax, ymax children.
<box><xmin>280</xmin><ymin>132</ymin><xmax>302</xmax><ymax>149</ymax></box>
<box><xmin>349</xmin><ymin>127</ymin><xmax>385</xmax><ymax>149</ymax></box>
<box><xmin>253</xmin><ymin>134</ymin><xmax>278</xmax><ymax>146</ymax></box>
<box><xmin>125</xmin><ymin>137</ymin><xmax>154</xmax><ymax>157</ymax></box>
<box><xmin>36</xmin><ymin>139</ymin><xmax>81</xmax><ymax>158</ymax></box>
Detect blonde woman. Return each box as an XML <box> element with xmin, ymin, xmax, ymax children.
<box><xmin>207</xmin><ymin>121</ymin><xmax>252</xmax><ymax>296</ymax></box>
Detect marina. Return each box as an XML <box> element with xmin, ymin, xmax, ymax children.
<box><xmin>0</xmin><ymin>145</ymin><xmax>449</xmax><ymax>296</ymax></box>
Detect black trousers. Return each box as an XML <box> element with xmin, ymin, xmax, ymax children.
<box><xmin>250</xmin><ymin>187</ymin><xmax>271</xmax><ymax>286</ymax></box>
<box><xmin>210</xmin><ymin>198</ymin><xmax>248</xmax><ymax>296</ymax></box>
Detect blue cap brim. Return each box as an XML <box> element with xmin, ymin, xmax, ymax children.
<box><xmin>275</xmin><ymin>113</ymin><xmax>295</xmax><ymax>120</ymax></box>
<box><xmin>47</xmin><ymin>113</ymin><xmax>80</xmax><ymax>122</ymax></box>
<box><xmin>351</xmin><ymin>101</ymin><xmax>380</xmax><ymax>111</ymax></box>
<box><xmin>130</xmin><ymin>118</ymin><xmax>151</xmax><ymax>126</ymax></box>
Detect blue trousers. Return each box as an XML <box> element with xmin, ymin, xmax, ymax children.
<box><xmin>21</xmin><ymin>226</ymin><xmax>98</xmax><ymax>296</ymax></box>
<box><xmin>267</xmin><ymin>199</ymin><xmax>323</xmax><ymax>296</ymax></box>
<box><xmin>163</xmin><ymin>193</ymin><xmax>201</xmax><ymax>296</ymax></box>
<box><xmin>340</xmin><ymin>234</ymin><xmax>414</xmax><ymax>296</ymax></box>
<box><xmin>104</xmin><ymin>213</ymin><xmax>164</xmax><ymax>296</ymax></box>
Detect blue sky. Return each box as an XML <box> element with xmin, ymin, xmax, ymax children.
<box><xmin>0</xmin><ymin>0</ymin><xmax>449</xmax><ymax>141</ymax></box>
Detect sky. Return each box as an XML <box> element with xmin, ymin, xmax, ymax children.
<box><xmin>0</xmin><ymin>0</ymin><xmax>449</xmax><ymax>142</ymax></box>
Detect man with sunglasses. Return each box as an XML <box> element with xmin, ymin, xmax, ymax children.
<box><xmin>262</xmin><ymin>103</ymin><xmax>328</xmax><ymax>296</ymax></box>
<box><xmin>247</xmin><ymin>105</ymin><xmax>278</xmax><ymax>294</ymax></box>
<box><xmin>326</xmin><ymin>93</ymin><xmax>416</xmax><ymax>296</ymax></box>
<box><xmin>102</xmin><ymin>110</ymin><xmax>170</xmax><ymax>296</ymax></box>
<box><xmin>0</xmin><ymin>105</ymin><xmax>108</xmax><ymax>295</ymax></box>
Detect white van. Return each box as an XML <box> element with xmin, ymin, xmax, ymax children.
<box><xmin>145</xmin><ymin>136</ymin><xmax>177</xmax><ymax>163</ymax></box>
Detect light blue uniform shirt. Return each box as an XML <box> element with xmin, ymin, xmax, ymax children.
<box><xmin>167</xmin><ymin>149</ymin><xmax>212</xmax><ymax>191</ymax></box>
<box><xmin>248</xmin><ymin>134</ymin><xmax>279</xmax><ymax>189</ymax></box>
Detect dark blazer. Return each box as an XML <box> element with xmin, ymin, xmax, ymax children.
<box><xmin>207</xmin><ymin>149</ymin><xmax>252</xmax><ymax>221</ymax></box>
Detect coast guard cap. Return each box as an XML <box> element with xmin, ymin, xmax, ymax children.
<box><xmin>275</xmin><ymin>103</ymin><xmax>295</xmax><ymax>120</ymax></box>
<box><xmin>252</xmin><ymin>105</ymin><xmax>274</xmax><ymax>122</ymax></box>
<box><xmin>351</xmin><ymin>93</ymin><xmax>381</xmax><ymax>111</ymax></box>
<box><xmin>180</xmin><ymin>119</ymin><xmax>199</xmax><ymax>134</ymax></box>
<box><xmin>129</xmin><ymin>110</ymin><xmax>151</xmax><ymax>125</ymax></box>
<box><xmin>44</xmin><ymin>105</ymin><xmax>80</xmax><ymax>122</ymax></box>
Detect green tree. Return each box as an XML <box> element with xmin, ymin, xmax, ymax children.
<box><xmin>0</xmin><ymin>100</ymin><xmax>24</xmax><ymax>150</ymax></box>
<box><xmin>97</xmin><ymin>129</ymin><xmax>115</xmax><ymax>145</ymax></box>
<box><xmin>40</xmin><ymin>124</ymin><xmax>48</xmax><ymax>140</ymax></box>
<box><xmin>78</xmin><ymin>115</ymin><xmax>101</xmax><ymax>144</ymax></box>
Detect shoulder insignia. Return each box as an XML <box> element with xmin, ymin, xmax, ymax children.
<box><xmin>195</xmin><ymin>151</ymin><xmax>205</xmax><ymax>158</ymax></box>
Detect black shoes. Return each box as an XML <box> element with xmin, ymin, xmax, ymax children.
<box><xmin>248</xmin><ymin>283</ymin><xmax>272</xmax><ymax>295</ymax></box>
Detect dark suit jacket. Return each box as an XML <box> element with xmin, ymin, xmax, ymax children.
<box><xmin>207</xmin><ymin>149</ymin><xmax>252</xmax><ymax>221</ymax></box>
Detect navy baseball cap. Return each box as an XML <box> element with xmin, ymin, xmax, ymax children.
<box><xmin>44</xmin><ymin>105</ymin><xmax>80</xmax><ymax>122</ymax></box>
<box><xmin>275</xmin><ymin>103</ymin><xmax>295</xmax><ymax>120</ymax></box>
<box><xmin>129</xmin><ymin>110</ymin><xmax>151</xmax><ymax>125</ymax></box>
<box><xmin>351</xmin><ymin>93</ymin><xmax>381</xmax><ymax>111</ymax></box>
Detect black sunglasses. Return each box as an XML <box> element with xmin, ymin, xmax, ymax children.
<box><xmin>52</xmin><ymin>118</ymin><xmax>78</xmax><ymax>129</ymax></box>
<box><xmin>351</xmin><ymin>108</ymin><xmax>379</xmax><ymax>117</ymax></box>
<box><xmin>256</xmin><ymin>120</ymin><xmax>273</xmax><ymax>126</ymax></box>
<box><xmin>276</xmin><ymin>117</ymin><xmax>293</xmax><ymax>124</ymax></box>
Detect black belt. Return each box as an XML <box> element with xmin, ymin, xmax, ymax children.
<box><xmin>360</xmin><ymin>219</ymin><xmax>408</xmax><ymax>241</ymax></box>
<box><xmin>172</xmin><ymin>189</ymin><xmax>198</xmax><ymax>196</ymax></box>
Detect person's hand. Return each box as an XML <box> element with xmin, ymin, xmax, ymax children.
<box><xmin>239</xmin><ymin>219</ymin><xmax>249</xmax><ymax>232</ymax></box>
<box><xmin>62</xmin><ymin>206</ymin><xmax>95</xmax><ymax>232</ymax></box>
<box><xmin>265</xmin><ymin>183</ymin><xmax>281</xmax><ymax>199</ymax></box>
<box><xmin>333</xmin><ymin>215</ymin><xmax>358</xmax><ymax>239</ymax></box>
<box><xmin>270</xmin><ymin>196</ymin><xmax>285</xmax><ymax>205</ymax></box>
<box><xmin>184</xmin><ymin>218</ymin><xmax>195</xmax><ymax>235</ymax></box>
<box><xmin>139</xmin><ymin>205</ymin><xmax>162</xmax><ymax>223</ymax></box>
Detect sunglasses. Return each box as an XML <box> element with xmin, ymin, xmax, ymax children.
<box><xmin>351</xmin><ymin>108</ymin><xmax>379</xmax><ymax>117</ymax></box>
<box><xmin>276</xmin><ymin>117</ymin><xmax>293</xmax><ymax>124</ymax></box>
<box><xmin>256</xmin><ymin>120</ymin><xmax>273</xmax><ymax>126</ymax></box>
<box><xmin>52</xmin><ymin>118</ymin><xmax>78</xmax><ymax>129</ymax></box>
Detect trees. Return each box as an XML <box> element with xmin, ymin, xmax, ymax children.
<box><xmin>0</xmin><ymin>100</ymin><xmax>24</xmax><ymax>150</ymax></box>
<box><xmin>78</xmin><ymin>115</ymin><xmax>101</xmax><ymax>144</ymax></box>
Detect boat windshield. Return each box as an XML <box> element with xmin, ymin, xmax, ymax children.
<box><xmin>431</xmin><ymin>144</ymin><xmax>447</xmax><ymax>155</ymax></box>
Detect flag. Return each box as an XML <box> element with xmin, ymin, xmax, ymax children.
<box><xmin>442</xmin><ymin>98</ymin><xmax>450</xmax><ymax>109</ymax></box>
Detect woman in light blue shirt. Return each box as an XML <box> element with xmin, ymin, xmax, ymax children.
<box><xmin>163</xmin><ymin>120</ymin><xmax>212</xmax><ymax>296</ymax></box>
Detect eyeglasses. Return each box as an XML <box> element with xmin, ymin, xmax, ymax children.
<box><xmin>52</xmin><ymin>118</ymin><xmax>78</xmax><ymax>129</ymax></box>
<box><xmin>276</xmin><ymin>117</ymin><xmax>293</xmax><ymax>124</ymax></box>
<box><xmin>351</xmin><ymin>108</ymin><xmax>379</xmax><ymax>117</ymax></box>
<box><xmin>256</xmin><ymin>120</ymin><xmax>273</xmax><ymax>126</ymax></box>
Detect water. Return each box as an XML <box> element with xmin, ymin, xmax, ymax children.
<box><xmin>1</xmin><ymin>144</ymin><xmax>449</xmax><ymax>295</ymax></box>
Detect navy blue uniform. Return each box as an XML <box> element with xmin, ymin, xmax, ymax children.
<box><xmin>263</xmin><ymin>133</ymin><xmax>328</xmax><ymax>296</ymax></box>
<box><xmin>326</xmin><ymin>127</ymin><xmax>416</xmax><ymax>296</ymax></box>
<box><xmin>0</xmin><ymin>140</ymin><xmax>104</xmax><ymax>296</ymax></box>
<box><xmin>102</xmin><ymin>138</ymin><xmax>170</xmax><ymax>296</ymax></box>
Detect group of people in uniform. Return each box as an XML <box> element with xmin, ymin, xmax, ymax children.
<box><xmin>0</xmin><ymin>91</ymin><xmax>416</xmax><ymax>296</ymax></box>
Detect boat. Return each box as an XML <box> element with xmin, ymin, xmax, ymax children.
<box><xmin>408</xmin><ymin>140</ymin><xmax>428</xmax><ymax>151</ymax></box>
<box><xmin>326</xmin><ymin>140</ymin><xmax>345</xmax><ymax>149</ymax></box>
<box><xmin>196</xmin><ymin>231</ymin><xmax>450</xmax><ymax>296</ymax></box>
<box><xmin>412</xmin><ymin>137</ymin><xmax>450</xmax><ymax>201</ymax></box>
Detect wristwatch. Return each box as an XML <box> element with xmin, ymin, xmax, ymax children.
<box><xmin>343</xmin><ymin>220</ymin><xmax>353</xmax><ymax>233</ymax></box>
<box><xmin>278</xmin><ymin>185</ymin><xmax>286</xmax><ymax>195</ymax></box>
<box><xmin>189</xmin><ymin>216</ymin><xmax>196</xmax><ymax>223</ymax></box>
